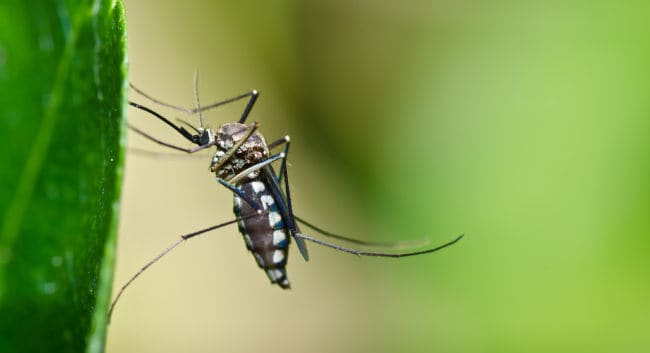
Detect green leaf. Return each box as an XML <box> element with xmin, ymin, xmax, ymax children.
<box><xmin>0</xmin><ymin>1</ymin><xmax>127</xmax><ymax>352</ymax></box>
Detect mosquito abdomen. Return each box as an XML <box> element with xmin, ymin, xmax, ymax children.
<box><xmin>234</xmin><ymin>180</ymin><xmax>291</xmax><ymax>289</ymax></box>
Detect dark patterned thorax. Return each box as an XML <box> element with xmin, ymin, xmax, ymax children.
<box><xmin>211</xmin><ymin>123</ymin><xmax>269</xmax><ymax>180</ymax></box>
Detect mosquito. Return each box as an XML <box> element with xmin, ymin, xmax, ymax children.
<box><xmin>108</xmin><ymin>75</ymin><xmax>463</xmax><ymax>320</ymax></box>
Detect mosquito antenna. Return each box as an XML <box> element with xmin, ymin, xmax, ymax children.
<box><xmin>193</xmin><ymin>70</ymin><xmax>204</xmax><ymax>128</ymax></box>
<box><xmin>294</xmin><ymin>215</ymin><xmax>431</xmax><ymax>249</ymax></box>
<box><xmin>130</xmin><ymin>83</ymin><xmax>193</xmax><ymax>114</ymax></box>
<box><xmin>294</xmin><ymin>233</ymin><xmax>464</xmax><ymax>258</ymax></box>
<box><xmin>108</xmin><ymin>213</ymin><xmax>261</xmax><ymax>322</ymax></box>
<box><xmin>128</xmin><ymin>147</ymin><xmax>209</xmax><ymax>159</ymax></box>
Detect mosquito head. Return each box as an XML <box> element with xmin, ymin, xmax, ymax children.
<box><xmin>197</xmin><ymin>128</ymin><xmax>216</xmax><ymax>146</ymax></box>
<box><xmin>211</xmin><ymin>123</ymin><xmax>269</xmax><ymax>180</ymax></box>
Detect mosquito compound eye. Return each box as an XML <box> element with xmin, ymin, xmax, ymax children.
<box><xmin>199</xmin><ymin>129</ymin><xmax>215</xmax><ymax>145</ymax></box>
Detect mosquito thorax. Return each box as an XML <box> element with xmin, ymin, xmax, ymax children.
<box><xmin>211</xmin><ymin>123</ymin><xmax>269</xmax><ymax>181</ymax></box>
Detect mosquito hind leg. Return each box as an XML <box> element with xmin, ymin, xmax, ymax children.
<box><xmin>108</xmin><ymin>214</ymin><xmax>261</xmax><ymax>321</ymax></box>
<box><xmin>294</xmin><ymin>232</ymin><xmax>464</xmax><ymax>258</ymax></box>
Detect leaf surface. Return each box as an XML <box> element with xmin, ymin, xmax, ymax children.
<box><xmin>0</xmin><ymin>1</ymin><xmax>127</xmax><ymax>352</ymax></box>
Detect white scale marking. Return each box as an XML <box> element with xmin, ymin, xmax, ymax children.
<box><xmin>272</xmin><ymin>230</ymin><xmax>286</xmax><ymax>246</ymax></box>
<box><xmin>213</xmin><ymin>150</ymin><xmax>224</xmax><ymax>163</ymax></box>
<box><xmin>234</xmin><ymin>196</ymin><xmax>242</xmax><ymax>209</ymax></box>
<box><xmin>266</xmin><ymin>269</ymin><xmax>284</xmax><ymax>282</ymax></box>
<box><xmin>260</xmin><ymin>195</ymin><xmax>274</xmax><ymax>207</ymax></box>
<box><xmin>273</xmin><ymin>250</ymin><xmax>285</xmax><ymax>264</ymax></box>
<box><xmin>268</xmin><ymin>211</ymin><xmax>282</xmax><ymax>228</ymax></box>
<box><xmin>251</xmin><ymin>181</ymin><xmax>265</xmax><ymax>193</ymax></box>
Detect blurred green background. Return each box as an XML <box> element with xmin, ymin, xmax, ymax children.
<box><xmin>108</xmin><ymin>1</ymin><xmax>650</xmax><ymax>353</ymax></box>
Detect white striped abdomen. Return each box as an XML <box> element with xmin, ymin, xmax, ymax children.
<box><xmin>233</xmin><ymin>180</ymin><xmax>291</xmax><ymax>289</ymax></box>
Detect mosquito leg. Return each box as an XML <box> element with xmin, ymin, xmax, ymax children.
<box><xmin>264</xmin><ymin>139</ymin><xmax>310</xmax><ymax>260</ymax></box>
<box><xmin>293</xmin><ymin>215</ymin><xmax>429</xmax><ymax>248</ymax></box>
<box><xmin>236</xmin><ymin>90</ymin><xmax>258</xmax><ymax>124</ymax></box>
<box><xmin>131</xmin><ymin>83</ymin><xmax>258</xmax><ymax>123</ymax></box>
<box><xmin>227</xmin><ymin>152</ymin><xmax>285</xmax><ymax>185</ymax></box>
<box><xmin>217</xmin><ymin>151</ymin><xmax>287</xmax><ymax>211</ymax></box>
<box><xmin>267</xmin><ymin>135</ymin><xmax>290</xmax><ymax>150</ymax></box>
<box><xmin>130</xmin><ymin>83</ymin><xmax>194</xmax><ymax>114</ymax></box>
<box><xmin>267</xmin><ymin>135</ymin><xmax>290</xmax><ymax>183</ymax></box>
<box><xmin>190</xmin><ymin>90</ymin><xmax>258</xmax><ymax>124</ymax></box>
<box><xmin>217</xmin><ymin>178</ymin><xmax>263</xmax><ymax>211</ymax></box>
<box><xmin>294</xmin><ymin>233</ymin><xmax>464</xmax><ymax>258</ymax></box>
<box><xmin>108</xmin><ymin>214</ymin><xmax>262</xmax><ymax>322</ymax></box>
<box><xmin>128</xmin><ymin>147</ymin><xmax>208</xmax><ymax>159</ymax></box>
